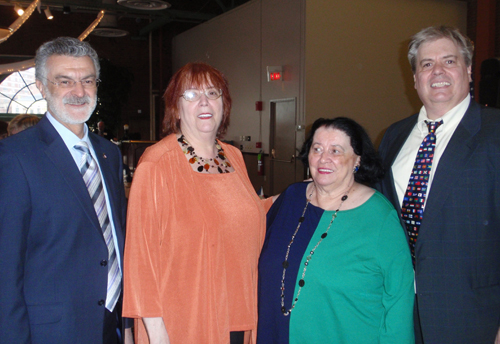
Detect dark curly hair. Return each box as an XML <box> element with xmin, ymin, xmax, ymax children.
<box><xmin>299</xmin><ymin>117</ymin><xmax>384</xmax><ymax>184</ymax></box>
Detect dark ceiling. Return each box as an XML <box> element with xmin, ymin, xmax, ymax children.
<box><xmin>0</xmin><ymin>0</ymin><xmax>252</xmax><ymax>36</ymax></box>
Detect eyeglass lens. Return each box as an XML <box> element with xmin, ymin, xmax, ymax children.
<box><xmin>52</xmin><ymin>78</ymin><xmax>100</xmax><ymax>88</ymax></box>
<box><xmin>183</xmin><ymin>88</ymin><xmax>222</xmax><ymax>101</ymax></box>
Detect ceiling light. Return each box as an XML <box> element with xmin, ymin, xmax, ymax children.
<box><xmin>44</xmin><ymin>7</ymin><xmax>53</xmax><ymax>20</ymax></box>
<box><xmin>117</xmin><ymin>0</ymin><xmax>171</xmax><ymax>10</ymax></box>
<box><xmin>91</xmin><ymin>14</ymin><xmax>128</xmax><ymax>38</ymax></box>
<box><xmin>14</xmin><ymin>5</ymin><xmax>24</xmax><ymax>16</ymax></box>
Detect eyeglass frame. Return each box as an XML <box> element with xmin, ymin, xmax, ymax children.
<box><xmin>41</xmin><ymin>76</ymin><xmax>101</xmax><ymax>89</ymax></box>
<box><xmin>180</xmin><ymin>88</ymin><xmax>223</xmax><ymax>102</ymax></box>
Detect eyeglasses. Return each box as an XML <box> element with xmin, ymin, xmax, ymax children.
<box><xmin>181</xmin><ymin>88</ymin><xmax>222</xmax><ymax>102</ymax></box>
<box><xmin>43</xmin><ymin>77</ymin><xmax>101</xmax><ymax>89</ymax></box>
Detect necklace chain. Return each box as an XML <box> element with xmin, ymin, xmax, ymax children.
<box><xmin>280</xmin><ymin>186</ymin><xmax>349</xmax><ymax>316</ymax></box>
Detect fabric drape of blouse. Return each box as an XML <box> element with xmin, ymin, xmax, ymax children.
<box><xmin>123</xmin><ymin>134</ymin><xmax>272</xmax><ymax>344</ymax></box>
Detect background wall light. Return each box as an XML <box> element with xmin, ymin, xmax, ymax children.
<box><xmin>14</xmin><ymin>5</ymin><xmax>24</xmax><ymax>16</ymax></box>
<box><xmin>63</xmin><ymin>5</ymin><xmax>71</xmax><ymax>14</ymax></box>
<box><xmin>44</xmin><ymin>7</ymin><xmax>53</xmax><ymax>20</ymax></box>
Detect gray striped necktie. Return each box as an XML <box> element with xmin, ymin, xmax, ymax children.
<box><xmin>74</xmin><ymin>141</ymin><xmax>121</xmax><ymax>312</ymax></box>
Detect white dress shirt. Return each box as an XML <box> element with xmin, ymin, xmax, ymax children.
<box><xmin>392</xmin><ymin>95</ymin><xmax>471</xmax><ymax>209</ymax></box>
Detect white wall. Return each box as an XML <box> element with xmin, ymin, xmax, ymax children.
<box><xmin>173</xmin><ymin>0</ymin><xmax>305</xmax><ymax>154</ymax></box>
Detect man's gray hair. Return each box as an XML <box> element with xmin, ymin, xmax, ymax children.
<box><xmin>408</xmin><ymin>26</ymin><xmax>474</xmax><ymax>73</ymax></box>
<box><xmin>35</xmin><ymin>37</ymin><xmax>100</xmax><ymax>83</ymax></box>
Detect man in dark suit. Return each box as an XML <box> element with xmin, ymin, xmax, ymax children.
<box><xmin>0</xmin><ymin>37</ymin><xmax>127</xmax><ymax>343</ymax></box>
<box><xmin>378</xmin><ymin>26</ymin><xmax>500</xmax><ymax>344</ymax></box>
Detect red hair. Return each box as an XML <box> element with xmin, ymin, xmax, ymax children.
<box><xmin>162</xmin><ymin>62</ymin><xmax>232</xmax><ymax>138</ymax></box>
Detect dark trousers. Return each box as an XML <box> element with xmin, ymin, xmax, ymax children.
<box><xmin>103</xmin><ymin>299</ymin><xmax>122</xmax><ymax>344</ymax></box>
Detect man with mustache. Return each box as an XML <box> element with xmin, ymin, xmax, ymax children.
<box><xmin>0</xmin><ymin>37</ymin><xmax>127</xmax><ymax>343</ymax></box>
<box><xmin>377</xmin><ymin>26</ymin><xmax>500</xmax><ymax>344</ymax></box>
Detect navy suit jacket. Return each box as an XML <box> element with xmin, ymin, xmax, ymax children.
<box><xmin>377</xmin><ymin>101</ymin><xmax>500</xmax><ymax>344</ymax></box>
<box><xmin>0</xmin><ymin>115</ymin><xmax>127</xmax><ymax>343</ymax></box>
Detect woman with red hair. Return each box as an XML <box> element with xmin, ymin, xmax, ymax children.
<box><xmin>123</xmin><ymin>62</ymin><xmax>273</xmax><ymax>344</ymax></box>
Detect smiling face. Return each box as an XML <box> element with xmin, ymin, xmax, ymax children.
<box><xmin>36</xmin><ymin>55</ymin><xmax>97</xmax><ymax>137</ymax></box>
<box><xmin>178</xmin><ymin>82</ymin><xmax>223</xmax><ymax>142</ymax></box>
<box><xmin>308</xmin><ymin>126</ymin><xmax>360</xmax><ymax>191</ymax></box>
<box><xmin>413</xmin><ymin>37</ymin><xmax>472</xmax><ymax>119</ymax></box>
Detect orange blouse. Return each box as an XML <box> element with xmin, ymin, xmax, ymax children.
<box><xmin>123</xmin><ymin>134</ymin><xmax>272</xmax><ymax>344</ymax></box>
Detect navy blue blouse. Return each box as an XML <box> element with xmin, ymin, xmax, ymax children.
<box><xmin>257</xmin><ymin>182</ymin><xmax>323</xmax><ymax>343</ymax></box>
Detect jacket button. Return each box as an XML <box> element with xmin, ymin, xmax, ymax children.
<box><xmin>100</xmin><ymin>260</ymin><xmax>107</xmax><ymax>266</ymax></box>
<box><xmin>98</xmin><ymin>300</ymin><xmax>105</xmax><ymax>306</ymax></box>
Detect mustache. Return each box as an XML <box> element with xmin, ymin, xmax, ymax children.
<box><xmin>62</xmin><ymin>94</ymin><xmax>91</xmax><ymax>105</ymax></box>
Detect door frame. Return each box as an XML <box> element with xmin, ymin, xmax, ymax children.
<box><xmin>269</xmin><ymin>97</ymin><xmax>298</xmax><ymax>195</ymax></box>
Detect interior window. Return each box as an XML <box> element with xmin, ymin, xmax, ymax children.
<box><xmin>0</xmin><ymin>67</ymin><xmax>46</xmax><ymax>119</ymax></box>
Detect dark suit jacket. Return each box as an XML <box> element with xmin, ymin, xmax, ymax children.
<box><xmin>0</xmin><ymin>115</ymin><xmax>127</xmax><ymax>343</ymax></box>
<box><xmin>377</xmin><ymin>101</ymin><xmax>500</xmax><ymax>344</ymax></box>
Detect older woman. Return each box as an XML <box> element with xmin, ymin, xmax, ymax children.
<box><xmin>257</xmin><ymin>117</ymin><xmax>414</xmax><ymax>343</ymax></box>
<box><xmin>123</xmin><ymin>62</ymin><xmax>272</xmax><ymax>344</ymax></box>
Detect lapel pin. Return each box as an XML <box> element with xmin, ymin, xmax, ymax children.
<box><xmin>102</xmin><ymin>153</ymin><xmax>107</xmax><ymax>159</ymax></box>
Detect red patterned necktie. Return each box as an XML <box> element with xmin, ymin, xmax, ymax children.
<box><xmin>401</xmin><ymin>120</ymin><xmax>443</xmax><ymax>266</ymax></box>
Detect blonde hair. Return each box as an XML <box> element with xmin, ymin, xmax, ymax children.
<box><xmin>8</xmin><ymin>114</ymin><xmax>40</xmax><ymax>136</ymax></box>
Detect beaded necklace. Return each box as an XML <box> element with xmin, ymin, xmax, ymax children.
<box><xmin>178</xmin><ymin>134</ymin><xmax>233</xmax><ymax>173</ymax></box>
<box><xmin>280</xmin><ymin>185</ymin><xmax>349</xmax><ymax>316</ymax></box>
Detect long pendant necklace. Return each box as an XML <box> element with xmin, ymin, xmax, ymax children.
<box><xmin>280</xmin><ymin>186</ymin><xmax>349</xmax><ymax>316</ymax></box>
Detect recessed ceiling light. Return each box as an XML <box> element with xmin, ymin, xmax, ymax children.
<box><xmin>117</xmin><ymin>0</ymin><xmax>171</xmax><ymax>10</ymax></box>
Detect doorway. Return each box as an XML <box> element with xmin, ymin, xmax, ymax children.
<box><xmin>269</xmin><ymin>98</ymin><xmax>303</xmax><ymax>195</ymax></box>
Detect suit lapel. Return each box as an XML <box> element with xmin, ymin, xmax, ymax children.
<box><xmin>383</xmin><ymin>116</ymin><xmax>418</xmax><ymax>214</ymax></box>
<box><xmin>385</xmin><ymin>118</ymin><xmax>418</xmax><ymax>168</ymax></box>
<box><xmin>37</xmin><ymin>116</ymin><xmax>102</xmax><ymax>234</ymax></box>
<box><xmin>422</xmin><ymin>102</ymin><xmax>481</xmax><ymax>227</ymax></box>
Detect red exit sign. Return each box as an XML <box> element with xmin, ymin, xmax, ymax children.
<box><xmin>269</xmin><ymin>72</ymin><xmax>281</xmax><ymax>81</ymax></box>
<box><xmin>267</xmin><ymin>66</ymin><xmax>283</xmax><ymax>82</ymax></box>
